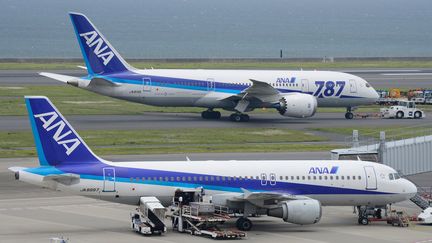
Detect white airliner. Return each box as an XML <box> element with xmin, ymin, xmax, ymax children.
<box><xmin>41</xmin><ymin>13</ymin><xmax>379</xmax><ymax>122</ymax></box>
<box><xmin>10</xmin><ymin>96</ymin><xmax>416</xmax><ymax>230</ymax></box>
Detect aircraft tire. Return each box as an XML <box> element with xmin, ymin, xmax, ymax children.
<box><xmin>359</xmin><ymin>217</ymin><xmax>369</xmax><ymax>225</ymax></box>
<box><xmin>345</xmin><ymin>112</ymin><xmax>354</xmax><ymax>119</ymax></box>
<box><xmin>236</xmin><ymin>217</ymin><xmax>252</xmax><ymax>231</ymax></box>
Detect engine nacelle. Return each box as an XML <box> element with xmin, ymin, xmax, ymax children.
<box><xmin>277</xmin><ymin>93</ymin><xmax>317</xmax><ymax>118</ymax></box>
<box><xmin>267</xmin><ymin>199</ymin><xmax>322</xmax><ymax>225</ymax></box>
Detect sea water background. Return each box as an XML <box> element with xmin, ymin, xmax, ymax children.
<box><xmin>0</xmin><ymin>0</ymin><xmax>431</xmax><ymax>58</ymax></box>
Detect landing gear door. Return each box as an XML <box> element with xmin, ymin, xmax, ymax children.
<box><xmin>364</xmin><ymin>166</ymin><xmax>377</xmax><ymax>190</ymax></box>
<box><xmin>103</xmin><ymin>167</ymin><xmax>116</xmax><ymax>192</ymax></box>
<box><xmin>349</xmin><ymin>79</ymin><xmax>357</xmax><ymax>93</ymax></box>
<box><xmin>143</xmin><ymin>78</ymin><xmax>152</xmax><ymax>92</ymax></box>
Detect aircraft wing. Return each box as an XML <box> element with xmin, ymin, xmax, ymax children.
<box><xmin>217</xmin><ymin>79</ymin><xmax>281</xmax><ymax>105</ymax></box>
<box><xmin>243</xmin><ymin>79</ymin><xmax>280</xmax><ymax>96</ymax></box>
<box><xmin>220</xmin><ymin>189</ymin><xmax>313</xmax><ymax>209</ymax></box>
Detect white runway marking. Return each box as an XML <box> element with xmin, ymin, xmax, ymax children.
<box><xmin>381</xmin><ymin>73</ymin><xmax>432</xmax><ymax>76</ymax></box>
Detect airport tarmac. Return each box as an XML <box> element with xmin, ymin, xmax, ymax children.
<box><xmin>1</xmin><ymin>111</ymin><xmax>430</xmax><ymax>132</ymax></box>
<box><xmin>0</xmin><ymin>156</ymin><xmax>431</xmax><ymax>243</ymax></box>
<box><xmin>1</xmin><ymin>68</ymin><xmax>432</xmax><ymax>88</ymax></box>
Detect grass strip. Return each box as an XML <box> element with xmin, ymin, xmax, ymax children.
<box><xmin>0</xmin><ymin>128</ymin><xmax>338</xmax><ymax>158</ymax></box>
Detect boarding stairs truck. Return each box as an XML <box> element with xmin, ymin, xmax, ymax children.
<box><xmin>131</xmin><ymin>197</ymin><xmax>167</xmax><ymax>235</ymax></box>
<box><xmin>411</xmin><ymin>189</ymin><xmax>432</xmax><ymax>224</ymax></box>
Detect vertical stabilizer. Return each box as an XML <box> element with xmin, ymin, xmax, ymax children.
<box><xmin>25</xmin><ymin>96</ymin><xmax>102</xmax><ymax>166</ymax></box>
<box><xmin>69</xmin><ymin>12</ymin><xmax>132</xmax><ymax>75</ymax></box>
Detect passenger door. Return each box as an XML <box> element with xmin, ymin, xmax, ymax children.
<box><xmin>207</xmin><ymin>78</ymin><xmax>215</xmax><ymax>92</ymax></box>
<box><xmin>142</xmin><ymin>78</ymin><xmax>152</xmax><ymax>92</ymax></box>
<box><xmin>349</xmin><ymin>79</ymin><xmax>357</xmax><ymax>93</ymax></box>
<box><xmin>364</xmin><ymin>166</ymin><xmax>377</xmax><ymax>190</ymax></box>
<box><xmin>103</xmin><ymin>167</ymin><xmax>116</xmax><ymax>192</ymax></box>
<box><xmin>301</xmin><ymin>79</ymin><xmax>309</xmax><ymax>93</ymax></box>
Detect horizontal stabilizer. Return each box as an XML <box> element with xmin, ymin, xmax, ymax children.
<box><xmin>39</xmin><ymin>72</ymin><xmax>79</xmax><ymax>84</ymax></box>
<box><xmin>8</xmin><ymin>167</ymin><xmax>27</xmax><ymax>172</ymax></box>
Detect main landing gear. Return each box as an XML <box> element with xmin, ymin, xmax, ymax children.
<box><xmin>345</xmin><ymin>107</ymin><xmax>354</xmax><ymax>120</ymax></box>
<box><xmin>236</xmin><ymin>217</ymin><xmax>253</xmax><ymax>231</ymax></box>
<box><xmin>201</xmin><ymin>109</ymin><xmax>221</xmax><ymax>120</ymax></box>
<box><xmin>229</xmin><ymin>113</ymin><xmax>249</xmax><ymax>122</ymax></box>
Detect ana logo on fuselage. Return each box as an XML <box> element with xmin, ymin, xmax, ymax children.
<box><xmin>276</xmin><ymin>77</ymin><xmax>296</xmax><ymax>83</ymax></box>
<box><xmin>79</xmin><ymin>31</ymin><xmax>114</xmax><ymax>66</ymax></box>
<box><xmin>309</xmin><ymin>166</ymin><xmax>339</xmax><ymax>174</ymax></box>
<box><xmin>34</xmin><ymin>112</ymin><xmax>81</xmax><ymax>156</ymax></box>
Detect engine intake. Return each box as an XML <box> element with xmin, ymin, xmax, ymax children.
<box><xmin>277</xmin><ymin>93</ymin><xmax>317</xmax><ymax>118</ymax></box>
<box><xmin>267</xmin><ymin>199</ymin><xmax>322</xmax><ymax>225</ymax></box>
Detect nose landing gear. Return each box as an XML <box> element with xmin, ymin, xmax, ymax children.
<box><xmin>345</xmin><ymin>107</ymin><xmax>354</xmax><ymax>119</ymax></box>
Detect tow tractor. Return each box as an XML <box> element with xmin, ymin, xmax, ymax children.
<box><xmin>380</xmin><ymin>101</ymin><xmax>425</xmax><ymax>119</ymax></box>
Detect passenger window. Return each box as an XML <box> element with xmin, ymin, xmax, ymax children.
<box><xmin>308</xmin><ymin>176</ymin><xmax>311</xmax><ymax>180</ymax></box>
<box><xmin>296</xmin><ymin>176</ymin><xmax>300</xmax><ymax>180</ymax></box>
<box><xmin>199</xmin><ymin>176</ymin><xmax>203</xmax><ymax>181</ymax></box>
<box><xmin>324</xmin><ymin>176</ymin><xmax>327</xmax><ymax>180</ymax></box>
<box><xmin>285</xmin><ymin>176</ymin><xmax>289</xmax><ymax>180</ymax></box>
<box><xmin>319</xmin><ymin>176</ymin><xmax>322</xmax><ymax>180</ymax></box>
<box><xmin>341</xmin><ymin>176</ymin><xmax>344</xmax><ymax>180</ymax></box>
<box><xmin>335</xmin><ymin>176</ymin><xmax>339</xmax><ymax>180</ymax></box>
<box><xmin>171</xmin><ymin>177</ymin><xmax>174</xmax><ymax>181</ymax></box>
<box><xmin>291</xmin><ymin>176</ymin><xmax>294</xmax><ymax>180</ymax></box>
<box><xmin>313</xmin><ymin>176</ymin><xmax>317</xmax><ymax>180</ymax></box>
<box><xmin>358</xmin><ymin>176</ymin><xmax>361</xmax><ymax>180</ymax></box>
<box><xmin>302</xmin><ymin>176</ymin><xmax>305</xmax><ymax>180</ymax></box>
<box><xmin>347</xmin><ymin>176</ymin><xmax>350</xmax><ymax>180</ymax></box>
<box><xmin>177</xmin><ymin>177</ymin><xmax>181</xmax><ymax>181</ymax></box>
<box><xmin>280</xmin><ymin>176</ymin><xmax>283</xmax><ymax>180</ymax></box>
<box><xmin>193</xmin><ymin>176</ymin><xmax>197</xmax><ymax>181</ymax></box>
<box><xmin>210</xmin><ymin>176</ymin><xmax>214</xmax><ymax>181</ymax></box>
<box><xmin>330</xmin><ymin>176</ymin><xmax>333</xmax><ymax>180</ymax></box>
<box><xmin>159</xmin><ymin>177</ymin><xmax>163</xmax><ymax>181</ymax></box>
<box><xmin>216</xmin><ymin>176</ymin><xmax>220</xmax><ymax>181</ymax></box>
<box><xmin>187</xmin><ymin>176</ymin><xmax>192</xmax><ymax>181</ymax></box>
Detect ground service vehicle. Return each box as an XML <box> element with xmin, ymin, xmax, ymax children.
<box><xmin>380</xmin><ymin>101</ymin><xmax>424</xmax><ymax>119</ymax></box>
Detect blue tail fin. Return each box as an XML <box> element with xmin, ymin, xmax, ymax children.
<box><xmin>69</xmin><ymin>12</ymin><xmax>131</xmax><ymax>75</ymax></box>
<box><xmin>25</xmin><ymin>96</ymin><xmax>102</xmax><ymax>166</ymax></box>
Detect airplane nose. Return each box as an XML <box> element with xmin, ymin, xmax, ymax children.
<box><xmin>404</xmin><ymin>179</ymin><xmax>418</xmax><ymax>199</ymax></box>
<box><xmin>371</xmin><ymin>89</ymin><xmax>379</xmax><ymax>100</ymax></box>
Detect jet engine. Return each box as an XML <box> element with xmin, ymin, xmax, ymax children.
<box><xmin>277</xmin><ymin>93</ymin><xmax>317</xmax><ymax>118</ymax></box>
<box><xmin>267</xmin><ymin>199</ymin><xmax>322</xmax><ymax>225</ymax></box>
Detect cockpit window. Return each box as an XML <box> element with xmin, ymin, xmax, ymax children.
<box><xmin>389</xmin><ymin>173</ymin><xmax>401</xmax><ymax>180</ymax></box>
<box><xmin>365</xmin><ymin>83</ymin><xmax>371</xmax><ymax>88</ymax></box>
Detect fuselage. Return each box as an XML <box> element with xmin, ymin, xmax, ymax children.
<box><xmin>81</xmin><ymin>69</ymin><xmax>379</xmax><ymax>111</ymax></box>
<box><xmin>18</xmin><ymin>159</ymin><xmax>416</xmax><ymax>208</ymax></box>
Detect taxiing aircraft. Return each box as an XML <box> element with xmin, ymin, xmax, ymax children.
<box><xmin>10</xmin><ymin>96</ymin><xmax>416</xmax><ymax>230</ymax></box>
<box><xmin>41</xmin><ymin>13</ymin><xmax>379</xmax><ymax>122</ymax></box>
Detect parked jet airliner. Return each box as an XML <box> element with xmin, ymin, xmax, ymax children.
<box><xmin>10</xmin><ymin>96</ymin><xmax>416</xmax><ymax>230</ymax></box>
<box><xmin>41</xmin><ymin>13</ymin><xmax>379</xmax><ymax>122</ymax></box>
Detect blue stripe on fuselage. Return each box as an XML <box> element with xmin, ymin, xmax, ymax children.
<box><xmin>83</xmin><ymin>71</ymin><xmax>363</xmax><ymax>98</ymax></box>
<box><xmin>26</xmin><ymin>165</ymin><xmax>391</xmax><ymax>195</ymax></box>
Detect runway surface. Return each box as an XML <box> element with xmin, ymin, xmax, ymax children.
<box><xmin>0</xmin><ymin>156</ymin><xmax>431</xmax><ymax>243</ymax></box>
<box><xmin>1</xmin><ymin>68</ymin><xmax>432</xmax><ymax>88</ymax></box>
<box><xmin>1</xmin><ymin>112</ymin><xmax>430</xmax><ymax>132</ymax></box>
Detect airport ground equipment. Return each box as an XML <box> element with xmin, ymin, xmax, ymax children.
<box><xmin>380</xmin><ymin>101</ymin><xmax>424</xmax><ymax>119</ymax></box>
<box><xmin>418</xmin><ymin>207</ymin><xmax>432</xmax><ymax>224</ymax></box>
<box><xmin>130</xmin><ymin>197</ymin><xmax>167</xmax><ymax>236</ymax></box>
<box><xmin>167</xmin><ymin>189</ymin><xmax>246</xmax><ymax>239</ymax></box>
